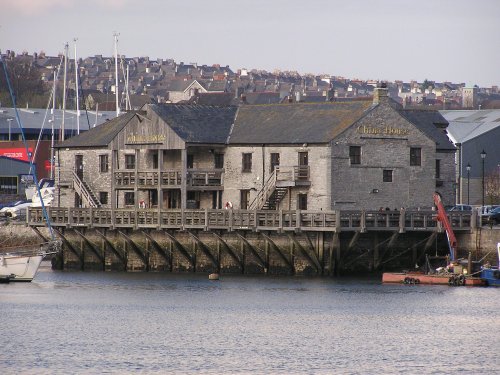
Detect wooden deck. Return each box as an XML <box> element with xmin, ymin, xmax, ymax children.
<box><xmin>27</xmin><ymin>207</ymin><xmax>474</xmax><ymax>233</ymax></box>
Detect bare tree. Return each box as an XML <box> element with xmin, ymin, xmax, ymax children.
<box><xmin>485</xmin><ymin>169</ymin><xmax>500</xmax><ymax>205</ymax></box>
<box><xmin>0</xmin><ymin>57</ymin><xmax>48</xmax><ymax>107</ymax></box>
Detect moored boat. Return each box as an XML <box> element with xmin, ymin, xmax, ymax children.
<box><xmin>382</xmin><ymin>271</ymin><xmax>485</xmax><ymax>286</ymax></box>
<box><xmin>383</xmin><ymin>193</ymin><xmax>487</xmax><ymax>287</ymax></box>
<box><xmin>479</xmin><ymin>243</ymin><xmax>500</xmax><ymax>287</ymax></box>
<box><xmin>0</xmin><ymin>242</ymin><xmax>59</xmax><ymax>282</ymax></box>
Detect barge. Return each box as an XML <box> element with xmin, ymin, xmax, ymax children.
<box><xmin>383</xmin><ymin>193</ymin><xmax>491</xmax><ymax>287</ymax></box>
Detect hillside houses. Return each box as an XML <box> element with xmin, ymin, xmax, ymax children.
<box><xmin>2</xmin><ymin>49</ymin><xmax>499</xmax><ymax>111</ymax></box>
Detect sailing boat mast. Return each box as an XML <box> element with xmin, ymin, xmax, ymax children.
<box><xmin>126</xmin><ymin>63</ymin><xmax>131</xmax><ymax>110</ymax></box>
<box><xmin>61</xmin><ymin>42</ymin><xmax>68</xmax><ymax>142</ymax></box>
<box><xmin>51</xmin><ymin>68</ymin><xmax>56</xmax><ymax>179</ymax></box>
<box><xmin>74</xmin><ymin>38</ymin><xmax>80</xmax><ymax>134</ymax></box>
<box><xmin>114</xmin><ymin>32</ymin><xmax>120</xmax><ymax>117</ymax></box>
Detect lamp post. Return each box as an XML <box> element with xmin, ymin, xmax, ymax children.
<box><xmin>466</xmin><ymin>163</ymin><xmax>471</xmax><ymax>205</ymax></box>
<box><xmin>481</xmin><ymin>150</ymin><xmax>486</xmax><ymax>207</ymax></box>
<box><xmin>7</xmin><ymin>118</ymin><xmax>12</xmax><ymax>141</ymax></box>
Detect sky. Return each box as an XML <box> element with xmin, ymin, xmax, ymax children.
<box><xmin>1</xmin><ymin>0</ymin><xmax>499</xmax><ymax>87</ymax></box>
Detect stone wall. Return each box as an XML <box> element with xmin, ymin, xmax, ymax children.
<box><xmin>223</xmin><ymin>144</ymin><xmax>331</xmax><ymax>210</ymax></box>
<box><xmin>331</xmin><ymin>99</ymin><xmax>437</xmax><ymax>210</ymax></box>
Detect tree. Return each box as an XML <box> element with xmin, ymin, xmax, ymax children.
<box><xmin>0</xmin><ymin>57</ymin><xmax>48</xmax><ymax>107</ymax></box>
<box><xmin>421</xmin><ymin>79</ymin><xmax>435</xmax><ymax>92</ymax></box>
<box><xmin>485</xmin><ymin>169</ymin><xmax>500</xmax><ymax>205</ymax></box>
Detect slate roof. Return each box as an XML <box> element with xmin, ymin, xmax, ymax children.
<box><xmin>229</xmin><ymin>101</ymin><xmax>374</xmax><ymax>144</ymax></box>
<box><xmin>151</xmin><ymin>104</ymin><xmax>238</xmax><ymax>144</ymax></box>
<box><xmin>189</xmin><ymin>92</ymin><xmax>236</xmax><ymax>106</ymax></box>
<box><xmin>397</xmin><ymin>110</ymin><xmax>455</xmax><ymax>151</ymax></box>
<box><xmin>55</xmin><ymin>111</ymin><xmax>137</xmax><ymax>148</ymax></box>
<box><xmin>244</xmin><ymin>92</ymin><xmax>281</xmax><ymax>105</ymax></box>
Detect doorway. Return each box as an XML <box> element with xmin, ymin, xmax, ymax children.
<box><xmin>75</xmin><ymin>155</ymin><xmax>83</xmax><ymax>179</ymax></box>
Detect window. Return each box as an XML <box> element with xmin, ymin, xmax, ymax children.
<box><xmin>410</xmin><ymin>147</ymin><xmax>421</xmax><ymax>166</ymax></box>
<box><xmin>99</xmin><ymin>192</ymin><xmax>108</xmax><ymax>205</ymax></box>
<box><xmin>187</xmin><ymin>154</ymin><xmax>194</xmax><ymax>169</ymax></box>
<box><xmin>435</xmin><ymin>159</ymin><xmax>441</xmax><ymax>179</ymax></box>
<box><xmin>297</xmin><ymin>193</ymin><xmax>308</xmax><ymax>210</ymax></box>
<box><xmin>383</xmin><ymin>170</ymin><xmax>393</xmax><ymax>182</ymax></box>
<box><xmin>242</xmin><ymin>153</ymin><xmax>252</xmax><ymax>172</ymax></box>
<box><xmin>240</xmin><ymin>189</ymin><xmax>250</xmax><ymax>209</ymax></box>
<box><xmin>125</xmin><ymin>154</ymin><xmax>135</xmax><ymax>169</ymax></box>
<box><xmin>0</xmin><ymin>176</ymin><xmax>17</xmax><ymax>194</ymax></box>
<box><xmin>99</xmin><ymin>154</ymin><xmax>109</xmax><ymax>173</ymax></box>
<box><xmin>152</xmin><ymin>152</ymin><xmax>159</xmax><ymax>169</ymax></box>
<box><xmin>270</xmin><ymin>153</ymin><xmax>280</xmax><ymax>172</ymax></box>
<box><xmin>349</xmin><ymin>146</ymin><xmax>361</xmax><ymax>165</ymax></box>
<box><xmin>298</xmin><ymin>152</ymin><xmax>308</xmax><ymax>166</ymax></box>
<box><xmin>214</xmin><ymin>153</ymin><xmax>224</xmax><ymax>169</ymax></box>
<box><xmin>124</xmin><ymin>192</ymin><xmax>135</xmax><ymax>206</ymax></box>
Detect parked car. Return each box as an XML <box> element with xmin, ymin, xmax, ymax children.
<box><xmin>477</xmin><ymin>205</ymin><xmax>500</xmax><ymax>216</ymax></box>
<box><xmin>486</xmin><ymin>207</ymin><xmax>500</xmax><ymax>225</ymax></box>
<box><xmin>448</xmin><ymin>204</ymin><xmax>473</xmax><ymax>212</ymax></box>
<box><xmin>2</xmin><ymin>200</ymin><xmax>32</xmax><ymax>218</ymax></box>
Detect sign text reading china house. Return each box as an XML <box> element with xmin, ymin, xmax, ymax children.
<box><xmin>356</xmin><ymin>125</ymin><xmax>409</xmax><ymax>136</ymax></box>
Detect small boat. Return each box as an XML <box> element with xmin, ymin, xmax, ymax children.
<box><xmin>25</xmin><ymin>178</ymin><xmax>55</xmax><ymax>201</ymax></box>
<box><xmin>480</xmin><ymin>243</ymin><xmax>500</xmax><ymax>287</ymax></box>
<box><xmin>0</xmin><ymin>242</ymin><xmax>60</xmax><ymax>282</ymax></box>
<box><xmin>382</xmin><ymin>271</ymin><xmax>485</xmax><ymax>286</ymax></box>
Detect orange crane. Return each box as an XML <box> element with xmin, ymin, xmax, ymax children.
<box><xmin>433</xmin><ymin>192</ymin><xmax>457</xmax><ymax>261</ymax></box>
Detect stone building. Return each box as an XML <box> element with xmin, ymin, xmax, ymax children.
<box><xmin>54</xmin><ymin>87</ymin><xmax>455</xmax><ymax>210</ymax></box>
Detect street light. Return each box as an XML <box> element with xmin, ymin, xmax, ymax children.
<box><xmin>481</xmin><ymin>150</ymin><xmax>486</xmax><ymax>207</ymax></box>
<box><xmin>6</xmin><ymin>118</ymin><xmax>13</xmax><ymax>141</ymax></box>
<box><xmin>466</xmin><ymin>163</ymin><xmax>471</xmax><ymax>205</ymax></box>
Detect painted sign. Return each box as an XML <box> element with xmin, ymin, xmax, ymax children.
<box><xmin>0</xmin><ymin>147</ymin><xmax>34</xmax><ymax>162</ymax></box>
<box><xmin>356</xmin><ymin>125</ymin><xmax>409</xmax><ymax>136</ymax></box>
<box><xmin>126</xmin><ymin>134</ymin><xmax>166</xmax><ymax>144</ymax></box>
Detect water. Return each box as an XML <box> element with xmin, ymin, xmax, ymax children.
<box><xmin>1</xmin><ymin>263</ymin><xmax>499</xmax><ymax>375</ymax></box>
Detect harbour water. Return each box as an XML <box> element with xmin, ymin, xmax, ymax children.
<box><xmin>1</xmin><ymin>263</ymin><xmax>499</xmax><ymax>374</ymax></box>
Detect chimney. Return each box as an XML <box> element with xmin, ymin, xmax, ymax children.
<box><xmin>373</xmin><ymin>82</ymin><xmax>389</xmax><ymax>105</ymax></box>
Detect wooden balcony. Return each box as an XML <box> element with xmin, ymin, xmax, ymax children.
<box><xmin>187</xmin><ymin>169</ymin><xmax>224</xmax><ymax>190</ymax></box>
<box><xmin>114</xmin><ymin>169</ymin><xmax>224</xmax><ymax>189</ymax></box>
<box><xmin>27</xmin><ymin>207</ymin><xmax>474</xmax><ymax>233</ymax></box>
<box><xmin>275</xmin><ymin>165</ymin><xmax>310</xmax><ymax>187</ymax></box>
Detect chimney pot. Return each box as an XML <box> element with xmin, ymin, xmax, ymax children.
<box><xmin>373</xmin><ymin>85</ymin><xmax>389</xmax><ymax>105</ymax></box>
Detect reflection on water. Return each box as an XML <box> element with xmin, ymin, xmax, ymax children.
<box><xmin>1</xmin><ymin>263</ymin><xmax>499</xmax><ymax>374</ymax></box>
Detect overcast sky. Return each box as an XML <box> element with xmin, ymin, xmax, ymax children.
<box><xmin>1</xmin><ymin>0</ymin><xmax>499</xmax><ymax>87</ymax></box>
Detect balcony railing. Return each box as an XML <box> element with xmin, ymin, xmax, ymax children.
<box><xmin>114</xmin><ymin>169</ymin><xmax>224</xmax><ymax>188</ymax></box>
<box><xmin>27</xmin><ymin>207</ymin><xmax>474</xmax><ymax>233</ymax></box>
<box><xmin>275</xmin><ymin>165</ymin><xmax>310</xmax><ymax>182</ymax></box>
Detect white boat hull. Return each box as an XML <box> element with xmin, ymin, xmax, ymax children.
<box><xmin>0</xmin><ymin>253</ymin><xmax>44</xmax><ymax>281</ymax></box>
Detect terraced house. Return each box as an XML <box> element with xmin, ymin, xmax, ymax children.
<box><xmin>54</xmin><ymin>86</ymin><xmax>456</xmax><ymax>211</ymax></box>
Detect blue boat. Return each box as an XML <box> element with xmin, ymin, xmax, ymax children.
<box><xmin>480</xmin><ymin>243</ymin><xmax>500</xmax><ymax>287</ymax></box>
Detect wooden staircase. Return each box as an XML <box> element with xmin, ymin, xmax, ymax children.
<box><xmin>72</xmin><ymin>170</ymin><xmax>102</xmax><ymax>208</ymax></box>
<box><xmin>249</xmin><ymin>170</ymin><xmax>288</xmax><ymax>210</ymax></box>
<box><xmin>249</xmin><ymin>166</ymin><xmax>310</xmax><ymax>210</ymax></box>
<box><xmin>262</xmin><ymin>187</ymin><xmax>288</xmax><ymax>210</ymax></box>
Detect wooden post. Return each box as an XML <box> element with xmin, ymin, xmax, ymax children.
<box><xmin>241</xmin><ymin>238</ymin><xmax>246</xmax><ymax>274</ymax></box>
<box><xmin>318</xmin><ymin>231</ymin><xmax>324</xmax><ymax>274</ymax></box>
<box><xmin>373</xmin><ymin>233</ymin><xmax>379</xmax><ymax>271</ymax></box>
<box><xmin>265</xmin><ymin>239</ymin><xmax>270</xmax><ymax>274</ymax></box>
<box><xmin>333</xmin><ymin>232</ymin><xmax>340</xmax><ymax>276</ymax></box>
<box><xmin>181</xmin><ymin>149</ymin><xmax>187</xmax><ymax>210</ymax></box>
